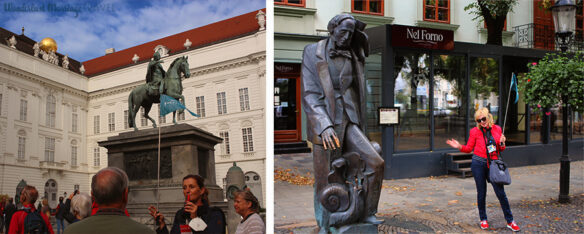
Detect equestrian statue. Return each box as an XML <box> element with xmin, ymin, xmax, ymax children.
<box><xmin>128</xmin><ymin>51</ymin><xmax>191</xmax><ymax>130</ymax></box>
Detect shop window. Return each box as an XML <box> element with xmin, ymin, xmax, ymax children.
<box><xmin>432</xmin><ymin>55</ymin><xmax>467</xmax><ymax>149</ymax></box>
<box><xmin>469</xmin><ymin>57</ymin><xmax>499</xmax><ymax>129</ymax></box>
<box><xmin>529</xmin><ymin>106</ymin><xmax>544</xmax><ymax>144</ymax></box>
<box><xmin>394</xmin><ymin>52</ymin><xmax>431</xmax><ymax>151</ymax></box>
<box><xmin>549</xmin><ymin>104</ymin><xmax>564</xmax><ymax>141</ymax></box>
<box><xmin>364</xmin><ymin>52</ymin><xmax>383</xmax><ymax>147</ymax></box>
<box><xmin>500</xmin><ymin>72</ymin><xmax>527</xmax><ymax>146</ymax></box>
<box><xmin>274</xmin><ymin>0</ymin><xmax>305</xmax><ymax>7</ymax></box>
<box><xmin>352</xmin><ymin>0</ymin><xmax>384</xmax><ymax>16</ymax></box>
<box><xmin>424</xmin><ymin>0</ymin><xmax>450</xmax><ymax>23</ymax></box>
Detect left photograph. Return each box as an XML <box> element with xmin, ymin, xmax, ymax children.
<box><xmin>0</xmin><ymin>1</ymin><xmax>266</xmax><ymax>234</ymax></box>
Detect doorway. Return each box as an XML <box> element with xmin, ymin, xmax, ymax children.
<box><xmin>274</xmin><ymin>63</ymin><xmax>302</xmax><ymax>143</ymax></box>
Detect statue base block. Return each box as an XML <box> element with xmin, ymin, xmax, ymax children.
<box><xmin>331</xmin><ymin>223</ymin><xmax>378</xmax><ymax>234</ymax></box>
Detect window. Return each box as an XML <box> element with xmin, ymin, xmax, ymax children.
<box><xmin>72</xmin><ymin>113</ymin><xmax>78</xmax><ymax>133</ymax></box>
<box><xmin>424</xmin><ymin>0</ymin><xmax>450</xmax><ymax>23</ymax></box>
<box><xmin>352</xmin><ymin>0</ymin><xmax>383</xmax><ymax>16</ymax></box>
<box><xmin>239</xmin><ymin>88</ymin><xmax>250</xmax><ymax>111</ymax></box>
<box><xmin>141</xmin><ymin>109</ymin><xmax>148</xmax><ymax>126</ymax></box>
<box><xmin>18</xmin><ymin>136</ymin><xmax>25</xmax><ymax>160</ymax></box>
<box><xmin>93</xmin><ymin>115</ymin><xmax>100</xmax><ymax>134</ymax></box>
<box><xmin>124</xmin><ymin>110</ymin><xmax>129</xmax><ymax>129</ymax></box>
<box><xmin>274</xmin><ymin>0</ymin><xmax>305</xmax><ymax>7</ymax></box>
<box><xmin>242</xmin><ymin>127</ymin><xmax>254</xmax><ymax>152</ymax></box>
<box><xmin>217</xmin><ymin>92</ymin><xmax>227</xmax><ymax>115</ymax></box>
<box><xmin>45</xmin><ymin>137</ymin><xmax>55</xmax><ymax>162</ymax></box>
<box><xmin>196</xmin><ymin>96</ymin><xmax>206</xmax><ymax>117</ymax></box>
<box><xmin>20</xmin><ymin>99</ymin><xmax>27</xmax><ymax>121</ymax></box>
<box><xmin>219</xmin><ymin>131</ymin><xmax>230</xmax><ymax>155</ymax></box>
<box><xmin>71</xmin><ymin>145</ymin><xmax>77</xmax><ymax>166</ymax></box>
<box><xmin>394</xmin><ymin>52</ymin><xmax>431</xmax><ymax>151</ymax></box>
<box><xmin>108</xmin><ymin>112</ymin><xmax>115</xmax><ymax>132</ymax></box>
<box><xmin>94</xmin><ymin>147</ymin><xmax>100</xmax><ymax>166</ymax></box>
<box><xmin>178</xmin><ymin>111</ymin><xmax>185</xmax><ymax>121</ymax></box>
<box><xmin>46</xmin><ymin>95</ymin><xmax>56</xmax><ymax>128</ymax></box>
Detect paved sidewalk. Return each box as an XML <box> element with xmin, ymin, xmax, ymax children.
<box><xmin>275</xmin><ymin>153</ymin><xmax>584</xmax><ymax>233</ymax></box>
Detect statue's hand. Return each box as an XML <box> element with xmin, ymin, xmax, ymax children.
<box><xmin>321</xmin><ymin>127</ymin><xmax>340</xmax><ymax>150</ymax></box>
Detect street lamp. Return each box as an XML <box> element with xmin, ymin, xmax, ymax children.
<box><xmin>550</xmin><ymin>0</ymin><xmax>576</xmax><ymax>204</ymax></box>
<box><xmin>551</xmin><ymin>0</ymin><xmax>577</xmax><ymax>52</ymax></box>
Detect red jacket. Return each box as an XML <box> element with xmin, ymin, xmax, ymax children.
<box><xmin>8</xmin><ymin>204</ymin><xmax>54</xmax><ymax>234</ymax></box>
<box><xmin>460</xmin><ymin>125</ymin><xmax>506</xmax><ymax>160</ymax></box>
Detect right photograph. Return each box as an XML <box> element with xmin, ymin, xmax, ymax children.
<box><xmin>273</xmin><ymin>0</ymin><xmax>584</xmax><ymax>233</ymax></box>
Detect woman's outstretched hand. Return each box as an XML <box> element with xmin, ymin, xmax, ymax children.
<box><xmin>446</xmin><ymin>139</ymin><xmax>461</xmax><ymax>149</ymax></box>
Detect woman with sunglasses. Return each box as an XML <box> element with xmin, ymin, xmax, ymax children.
<box><xmin>446</xmin><ymin>107</ymin><xmax>520</xmax><ymax>232</ymax></box>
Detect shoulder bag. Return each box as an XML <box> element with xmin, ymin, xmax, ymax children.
<box><xmin>483</xmin><ymin>128</ymin><xmax>512</xmax><ymax>185</ymax></box>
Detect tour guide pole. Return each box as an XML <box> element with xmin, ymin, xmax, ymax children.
<box><xmin>157</xmin><ymin>122</ymin><xmax>161</xmax><ymax>210</ymax></box>
<box><xmin>502</xmin><ymin>72</ymin><xmax>515</xmax><ymax>134</ymax></box>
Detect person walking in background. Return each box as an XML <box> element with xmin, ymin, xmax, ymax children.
<box><xmin>148</xmin><ymin>174</ymin><xmax>226</xmax><ymax>234</ymax></box>
<box><xmin>446</xmin><ymin>107</ymin><xmax>520</xmax><ymax>232</ymax></box>
<box><xmin>234</xmin><ymin>190</ymin><xmax>264</xmax><ymax>234</ymax></box>
<box><xmin>64</xmin><ymin>167</ymin><xmax>154</xmax><ymax>234</ymax></box>
<box><xmin>40</xmin><ymin>199</ymin><xmax>50</xmax><ymax>220</ymax></box>
<box><xmin>4</xmin><ymin>198</ymin><xmax>16</xmax><ymax>234</ymax></box>
<box><xmin>8</xmin><ymin>186</ymin><xmax>54</xmax><ymax>234</ymax></box>
<box><xmin>55</xmin><ymin>197</ymin><xmax>66</xmax><ymax>234</ymax></box>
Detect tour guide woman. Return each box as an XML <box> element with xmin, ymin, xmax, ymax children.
<box><xmin>148</xmin><ymin>175</ymin><xmax>226</xmax><ymax>234</ymax></box>
<box><xmin>446</xmin><ymin>107</ymin><xmax>520</xmax><ymax>232</ymax></box>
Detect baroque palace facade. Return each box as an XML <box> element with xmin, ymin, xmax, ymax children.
<box><xmin>0</xmin><ymin>9</ymin><xmax>266</xmax><ymax>208</ymax></box>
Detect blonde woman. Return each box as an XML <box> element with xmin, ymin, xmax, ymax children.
<box><xmin>446</xmin><ymin>107</ymin><xmax>520</xmax><ymax>232</ymax></box>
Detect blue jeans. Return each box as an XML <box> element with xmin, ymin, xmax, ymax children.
<box><xmin>57</xmin><ymin>218</ymin><xmax>65</xmax><ymax>234</ymax></box>
<box><xmin>471</xmin><ymin>157</ymin><xmax>514</xmax><ymax>223</ymax></box>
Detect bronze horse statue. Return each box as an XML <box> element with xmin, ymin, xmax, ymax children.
<box><xmin>128</xmin><ymin>56</ymin><xmax>190</xmax><ymax>130</ymax></box>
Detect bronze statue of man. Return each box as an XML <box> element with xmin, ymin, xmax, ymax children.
<box><xmin>145</xmin><ymin>51</ymin><xmax>166</xmax><ymax>96</ymax></box>
<box><xmin>301</xmin><ymin>14</ymin><xmax>384</xmax><ymax>231</ymax></box>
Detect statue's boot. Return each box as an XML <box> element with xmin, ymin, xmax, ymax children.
<box><xmin>364</xmin><ymin>163</ymin><xmax>384</xmax><ymax>223</ymax></box>
<box><xmin>363</xmin><ymin>215</ymin><xmax>384</xmax><ymax>224</ymax></box>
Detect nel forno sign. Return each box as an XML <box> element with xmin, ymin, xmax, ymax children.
<box><xmin>391</xmin><ymin>25</ymin><xmax>454</xmax><ymax>50</ymax></box>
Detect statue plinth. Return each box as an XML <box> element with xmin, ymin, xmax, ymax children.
<box><xmin>99</xmin><ymin>123</ymin><xmax>226</xmax><ymax>225</ymax></box>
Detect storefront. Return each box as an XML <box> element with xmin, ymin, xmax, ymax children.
<box><xmin>364</xmin><ymin>24</ymin><xmax>584</xmax><ymax>179</ymax></box>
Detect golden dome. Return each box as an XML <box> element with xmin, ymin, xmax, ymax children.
<box><xmin>39</xmin><ymin>37</ymin><xmax>57</xmax><ymax>53</ymax></box>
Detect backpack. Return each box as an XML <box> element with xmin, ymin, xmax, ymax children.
<box><xmin>22</xmin><ymin>208</ymin><xmax>48</xmax><ymax>234</ymax></box>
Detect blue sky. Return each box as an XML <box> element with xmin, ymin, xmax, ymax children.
<box><xmin>0</xmin><ymin>0</ymin><xmax>265</xmax><ymax>61</ymax></box>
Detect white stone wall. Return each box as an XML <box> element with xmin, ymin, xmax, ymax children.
<box><xmin>0</xmin><ymin>43</ymin><xmax>92</xmax><ymax>207</ymax></box>
<box><xmin>87</xmin><ymin>30</ymin><xmax>267</xmax><ymax>203</ymax></box>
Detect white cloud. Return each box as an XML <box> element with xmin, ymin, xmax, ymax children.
<box><xmin>0</xmin><ymin>0</ymin><xmax>264</xmax><ymax>61</ymax></box>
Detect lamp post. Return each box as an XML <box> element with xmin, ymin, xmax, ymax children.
<box><xmin>550</xmin><ymin>0</ymin><xmax>576</xmax><ymax>204</ymax></box>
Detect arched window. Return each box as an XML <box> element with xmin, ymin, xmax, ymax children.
<box><xmin>46</xmin><ymin>95</ymin><xmax>56</xmax><ymax>127</ymax></box>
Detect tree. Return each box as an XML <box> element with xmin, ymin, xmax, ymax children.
<box><xmin>521</xmin><ymin>52</ymin><xmax>584</xmax><ymax>114</ymax></box>
<box><xmin>521</xmin><ymin>52</ymin><xmax>583</xmax><ymax>203</ymax></box>
<box><xmin>464</xmin><ymin>0</ymin><xmax>519</xmax><ymax>45</ymax></box>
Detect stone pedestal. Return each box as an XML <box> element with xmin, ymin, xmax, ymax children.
<box><xmin>331</xmin><ymin>223</ymin><xmax>378</xmax><ymax>234</ymax></box>
<box><xmin>99</xmin><ymin>123</ymin><xmax>226</xmax><ymax>225</ymax></box>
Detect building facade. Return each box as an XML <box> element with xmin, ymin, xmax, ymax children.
<box><xmin>274</xmin><ymin>0</ymin><xmax>584</xmax><ymax>178</ymax></box>
<box><xmin>0</xmin><ymin>9</ymin><xmax>266</xmax><ymax>207</ymax></box>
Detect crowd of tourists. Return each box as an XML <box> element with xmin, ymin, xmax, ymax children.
<box><xmin>0</xmin><ymin>167</ymin><xmax>265</xmax><ymax>234</ymax></box>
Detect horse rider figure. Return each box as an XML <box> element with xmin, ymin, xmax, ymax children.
<box><xmin>145</xmin><ymin>51</ymin><xmax>166</xmax><ymax>97</ymax></box>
